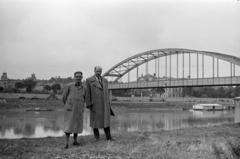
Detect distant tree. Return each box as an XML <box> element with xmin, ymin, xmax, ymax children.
<box><xmin>23</xmin><ymin>78</ymin><xmax>37</xmax><ymax>93</ymax></box>
<box><xmin>226</xmin><ymin>86</ymin><xmax>234</xmax><ymax>98</ymax></box>
<box><xmin>183</xmin><ymin>87</ymin><xmax>193</xmax><ymax>97</ymax></box>
<box><xmin>15</xmin><ymin>82</ymin><xmax>24</xmax><ymax>89</ymax></box>
<box><xmin>43</xmin><ymin>85</ymin><xmax>51</xmax><ymax>92</ymax></box>
<box><xmin>49</xmin><ymin>77</ymin><xmax>56</xmax><ymax>84</ymax></box>
<box><xmin>14</xmin><ymin>82</ymin><xmax>24</xmax><ymax>93</ymax></box>
<box><xmin>153</xmin><ymin>87</ymin><xmax>165</xmax><ymax>96</ymax></box>
<box><xmin>51</xmin><ymin>83</ymin><xmax>61</xmax><ymax>93</ymax></box>
<box><xmin>112</xmin><ymin>89</ymin><xmax>131</xmax><ymax>97</ymax></box>
<box><xmin>216</xmin><ymin>87</ymin><xmax>225</xmax><ymax>98</ymax></box>
<box><xmin>201</xmin><ymin>94</ymin><xmax>208</xmax><ymax>98</ymax></box>
<box><xmin>234</xmin><ymin>86</ymin><xmax>240</xmax><ymax>97</ymax></box>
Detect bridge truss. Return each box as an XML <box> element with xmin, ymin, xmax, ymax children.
<box><xmin>103</xmin><ymin>48</ymin><xmax>240</xmax><ymax>89</ymax></box>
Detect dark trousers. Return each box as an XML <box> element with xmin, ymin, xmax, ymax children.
<box><xmin>93</xmin><ymin>127</ymin><xmax>111</xmax><ymax>140</ymax></box>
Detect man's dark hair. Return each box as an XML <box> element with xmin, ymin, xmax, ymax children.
<box><xmin>74</xmin><ymin>71</ymin><xmax>83</xmax><ymax>76</ymax></box>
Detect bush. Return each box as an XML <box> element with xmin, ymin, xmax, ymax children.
<box><xmin>1</xmin><ymin>88</ymin><xmax>18</xmax><ymax>93</ymax></box>
<box><xmin>160</xmin><ymin>99</ymin><xmax>165</xmax><ymax>102</ymax></box>
<box><xmin>149</xmin><ymin>98</ymin><xmax>154</xmax><ymax>102</ymax></box>
<box><xmin>201</xmin><ymin>94</ymin><xmax>208</xmax><ymax>98</ymax></box>
<box><xmin>111</xmin><ymin>98</ymin><xmax>118</xmax><ymax>101</ymax></box>
<box><xmin>30</xmin><ymin>97</ymin><xmax>39</xmax><ymax>100</ymax></box>
<box><xmin>18</xmin><ymin>97</ymin><xmax>26</xmax><ymax>99</ymax></box>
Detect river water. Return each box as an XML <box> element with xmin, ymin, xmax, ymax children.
<box><xmin>0</xmin><ymin>107</ymin><xmax>239</xmax><ymax>139</ymax></box>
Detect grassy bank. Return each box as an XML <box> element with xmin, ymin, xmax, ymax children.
<box><xmin>0</xmin><ymin>123</ymin><xmax>240</xmax><ymax>159</ymax></box>
<box><xmin>0</xmin><ymin>98</ymin><xmax>195</xmax><ymax>111</ymax></box>
<box><xmin>0</xmin><ymin>98</ymin><xmax>234</xmax><ymax>112</ymax></box>
<box><xmin>0</xmin><ymin>99</ymin><xmax>64</xmax><ymax>110</ymax></box>
<box><xmin>112</xmin><ymin>101</ymin><xmax>194</xmax><ymax>110</ymax></box>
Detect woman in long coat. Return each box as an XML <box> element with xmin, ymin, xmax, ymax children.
<box><xmin>62</xmin><ymin>71</ymin><xmax>86</xmax><ymax>148</ymax></box>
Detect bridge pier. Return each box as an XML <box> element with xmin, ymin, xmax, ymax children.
<box><xmin>234</xmin><ymin>97</ymin><xmax>240</xmax><ymax>123</ymax></box>
<box><xmin>109</xmin><ymin>90</ymin><xmax>112</xmax><ymax>101</ymax></box>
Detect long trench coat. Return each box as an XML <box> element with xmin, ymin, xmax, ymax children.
<box><xmin>85</xmin><ymin>76</ymin><xmax>111</xmax><ymax>128</ymax></box>
<box><xmin>62</xmin><ymin>82</ymin><xmax>86</xmax><ymax>133</ymax></box>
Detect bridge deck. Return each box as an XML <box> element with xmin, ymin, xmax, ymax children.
<box><xmin>109</xmin><ymin>76</ymin><xmax>240</xmax><ymax>89</ymax></box>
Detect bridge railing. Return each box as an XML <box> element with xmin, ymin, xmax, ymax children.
<box><xmin>109</xmin><ymin>76</ymin><xmax>240</xmax><ymax>89</ymax></box>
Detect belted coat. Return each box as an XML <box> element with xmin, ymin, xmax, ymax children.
<box><xmin>62</xmin><ymin>82</ymin><xmax>86</xmax><ymax>133</ymax></box>
<box><xmin>85</xmin><ymin>76</ymin><xmax>111</xmax><ymax>128</ymax></box>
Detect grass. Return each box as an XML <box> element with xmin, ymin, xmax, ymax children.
<box><xmin>1</xmin><ymin>123</ymin><xmax>240</xmax><ymax>159</ymax></box>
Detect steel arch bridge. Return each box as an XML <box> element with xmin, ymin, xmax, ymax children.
<box><xmin>103</xmin><ymin>48</ymin><xmax>240</xmax><ymax>90</ymax></box>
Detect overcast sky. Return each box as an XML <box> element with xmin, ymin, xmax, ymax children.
<box><xmin>0</xmin><ymin>0</ymin><xmax>239</xmax><ymax>80</ymax></box>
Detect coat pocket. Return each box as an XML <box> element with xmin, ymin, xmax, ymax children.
<box><xmin>89</xmin><ymin>102</ymin><xmax>96</xmax><ymax>112</ymax></box>
<box><xmin>65</xmin><ymin>102</ymin><xmax>73</xmax><ymax>111</ymax></box>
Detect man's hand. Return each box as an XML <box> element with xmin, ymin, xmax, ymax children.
<box><xmin>86</xmin><ymin>103</ymin><xmax>93</xmax><ymax>109</ymax></box>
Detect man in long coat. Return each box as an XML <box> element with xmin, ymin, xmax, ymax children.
<box><xmin>86</xmin><ymin>66</ymin><xmax>114</xmax><ymax>141</ymax></box>
<box><xmin>62</xmin><ymin>71</ymin><xmax>86</xmax><ymax>149</ymax></box>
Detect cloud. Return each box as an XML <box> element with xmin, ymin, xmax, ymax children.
<box><xmin>0</xmin><ymin>0</ymin><xmax>239</xmax><ymax>79</ymax></box>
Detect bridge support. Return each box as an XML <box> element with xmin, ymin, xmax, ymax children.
<box><xmin>109</xmin><ymin>90</ymin><xmax>112</xmax><ymax>101</ymax></box>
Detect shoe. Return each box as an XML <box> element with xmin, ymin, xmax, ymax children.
<box><xmin>107</xmin><ymin>137</ymin><xmax>115</xmax><ymax>141</ymax></box>
<box><xmin>72</xmin><ymin>142</ymin><xmax>80</xmax><ymax>146</ymax></box>
<box><xmin>63</xmin><ymin>144</ymin><xmax>69</xmax><ymax>149</ymax></box>
<box><xmin>95</xmin><ymin>138</ymin><xmax>99</xmax><ymax>142</ymax></box>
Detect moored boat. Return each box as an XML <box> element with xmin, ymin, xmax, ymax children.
<box><xmin>26</xmin><ymin>108</ymin><xmax>53</xmax><ymax>111</ymax></box>
<box><xmin>192</xmin><ymin>103</ymin><xmax>234</xmax><ymax>111</ymax></box>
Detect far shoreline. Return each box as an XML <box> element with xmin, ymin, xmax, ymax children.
<box><xmin>0</xmin><ymin>96</ymin><xmax>235</xmax><ymax>112</ymax></box>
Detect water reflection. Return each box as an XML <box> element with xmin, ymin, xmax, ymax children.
<box><xmin>0</xmin><ymin>108</ymin><xmax>237</xmax><ymax>139</ymax></box>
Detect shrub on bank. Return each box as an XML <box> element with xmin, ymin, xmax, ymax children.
<box><xmin>160</xmin><ymin>99</ymin><xmax>165</xmax><ymax>102</ymax></box>
<box><xmin>149</xmin><ymin>98</ymin><xmax>154</xmax><ymax>102</ymax></box>
<box><xmin>30</xmin><ymin>97</ymin><xmax>39</xmax><ymax>100</ymax></box>
<box><xmin>112</xmin><ymin>98</ymin><xmax>118</xmax><ymax>101</ymax></box>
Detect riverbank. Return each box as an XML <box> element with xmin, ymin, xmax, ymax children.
<box><xmin>0</xmin><ymin>98</ymin><xmax>234</xmax><ymax>111</ymax></box>
<box><xmin>0</xmin><ymin>123</ymin><xmax>240</xmax><ymax>159</ymax></box>
<box><xmin>0</xmin><ymin>99</ymin><xmax>239</xmax><ymax>158</ymax></box>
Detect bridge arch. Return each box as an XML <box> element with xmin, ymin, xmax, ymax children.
<box><xmin>103</xmin><ymin>48</ymin><xmax>240</xmax><ymax>83</ymax></box>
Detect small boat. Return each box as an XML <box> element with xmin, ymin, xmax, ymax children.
<box><xmin>26</xmin><ymin>108</ymin><xmax>53</xmax><ymax>111</ymax></box>
<box><xmin>192</xmin><ymin>103</ymin><xmax>233</xmax><ymax>111</ymax></box>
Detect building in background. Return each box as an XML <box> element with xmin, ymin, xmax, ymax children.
<box><xmin>0</xmin><ymin>72</ymin><xmax>74</xmax><ymax>91</ymax></box>
<box><xmin>0</xmin><ymin>72</ymin><xmax>22</xmax><ymax>89</ymax></box>
<box><xmin>136</xmin><ymin>73</ymin><xmax>182</xmax><ymax>97</ymax></box>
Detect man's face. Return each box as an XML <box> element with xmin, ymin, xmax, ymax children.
<box><xmin>94</xmin><ymin>67</ymin><xmax>102</xmax><ymax>77</ymax></box>
<box><xmin>74</xmin><ymin>73</ymin><xmax>82</xmax><ymax>83</ymax></box>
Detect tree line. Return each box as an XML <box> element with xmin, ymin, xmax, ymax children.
<box><xmin>0</xmin><ymin>78</ymin><xmax>61</xmax><ymax>94</ymax></box>
<box><xmin>112</xmin><ymin>86</ymin><xmax>240</xmax><ymax>98</ymax></box>
<box><xmin>182</xmin><ymin>86</ymin><xmax>240</xmax><ymax>98</ymax></box>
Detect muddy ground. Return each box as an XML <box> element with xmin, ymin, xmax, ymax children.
<box><xmin>0</xmin><ymin>99</ymin><xmax>239</xmax><ymax>159</ymax></box>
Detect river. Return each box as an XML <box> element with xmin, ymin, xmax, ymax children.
<box><xmin>0</xmin><ymin>107</ymin><xmax>239</xmax><ymax>139</ymax></box>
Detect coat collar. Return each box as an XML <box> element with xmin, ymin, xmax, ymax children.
<box><xmin>90</xmin><ymin>76</ymin><xmax>102</xmax><ymax>89</ymax></box>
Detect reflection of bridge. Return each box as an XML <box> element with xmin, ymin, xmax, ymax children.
<box><xmin>103</xmin><ymin>49</ymin><xmax>240</xmax><ymax>90</ymax></box>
